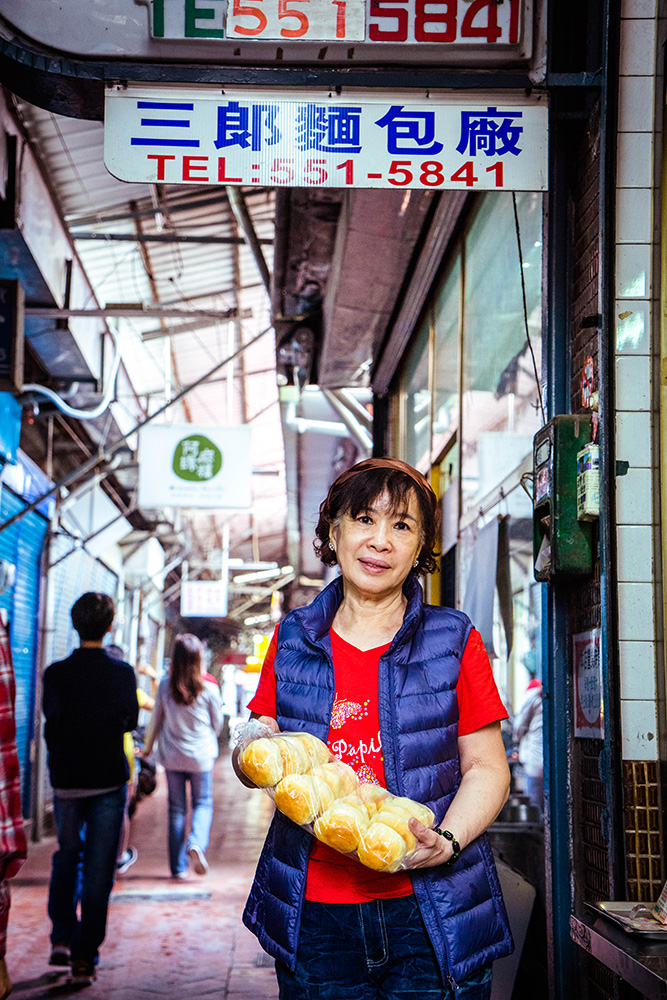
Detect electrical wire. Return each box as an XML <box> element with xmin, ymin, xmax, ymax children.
<box><xmin>512</xmin><ymin>192</ymin><xmax>546</xmax><ymax>426</ymax></box>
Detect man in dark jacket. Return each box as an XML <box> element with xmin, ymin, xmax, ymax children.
<box><xmin>43</xmin><ymin>593</ymin><xmax>138</xmax><ymax>985</ymax></box>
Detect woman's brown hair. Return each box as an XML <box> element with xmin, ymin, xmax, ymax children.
<box><xmin>169</xmin><ymin>633</ymin><xmax>204</xmax><ymax>706</ymax></box>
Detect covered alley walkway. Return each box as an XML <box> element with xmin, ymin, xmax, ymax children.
<box><xmin>7</xmin><ymin>752</ymin><xmax>279</xmax><ymax>999</ymax></box>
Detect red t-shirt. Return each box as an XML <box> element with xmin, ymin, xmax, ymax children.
<box><xmin>247</xmin><ymin>623</ymin><xmax>507</xmax><ymax>904</ymax></box>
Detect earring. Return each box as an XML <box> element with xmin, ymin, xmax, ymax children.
<box><xmin>329</xmin><ymin>541</ymin><xmax>335</xmax><ymax>551</ymax></box>
<box><xmin>413</xmin><ymin>559</ymin><xmax>419</xmax><ymax>568</ymax></box>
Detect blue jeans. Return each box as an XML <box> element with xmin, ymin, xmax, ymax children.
<box><xmin>275</xmin><ymin>896</ymin><xmax>493</xmax><ymax>999</ymax></box>
<box><xmin>48</xmin><ymin>786</ymin><xmax>126</xmax><ymax>962</ymax></box>
<box><xmin>165</xmin><ymin>769</ymin><xmax>213</xmax><ymax>876</ymax></box>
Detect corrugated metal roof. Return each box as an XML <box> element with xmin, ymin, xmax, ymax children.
<box><xmin>15</xmin><ymin>99</ymin><xmax>287</xmax><ymax>597</ymax></box>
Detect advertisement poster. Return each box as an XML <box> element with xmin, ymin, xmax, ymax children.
<box><xmin>573</xmin><ymin>629</ymin><xmax>603</xmax><ymax>738</ymax></box>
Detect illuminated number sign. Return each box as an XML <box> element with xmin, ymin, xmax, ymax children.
<box><xmin>151</xmin><ymin>0</ymin><xmax>524</xmax><ymax>45</ymax></box>
<box><xmin>105</xmin><ymin>86</ymin><xmax>548</xmax><ymax>191</ymax></box>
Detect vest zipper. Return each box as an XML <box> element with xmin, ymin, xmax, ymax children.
<box><xmin>447</xmin><ymin>974</ymin><xmax>459</xmax><ymax>992</ymax></box>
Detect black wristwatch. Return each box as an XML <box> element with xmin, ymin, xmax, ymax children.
<box><xmin>436</xmin><ymin>828</ymin><xmax>461</xmax><ymax>866</ymax></box>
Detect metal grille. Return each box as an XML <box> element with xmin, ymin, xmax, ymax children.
<box><xmin>623</xmin><ymin>760</ymin><xmax>664</xmax><ymax>902</ymax></box>
<box><xmin>579</xmin><ymin>742</ymin><xmax>612</xmax><ymax>900</ymax></box>
<box><xmin>0</xmin><ymin>487</ymin><xmax>48</xmax><ymax>816</ymax></box>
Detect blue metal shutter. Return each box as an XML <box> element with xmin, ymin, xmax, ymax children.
<box><xmin>0</xmin><ymin>488</ymin><xmax>48</xmax><ymax>817</ymax></box>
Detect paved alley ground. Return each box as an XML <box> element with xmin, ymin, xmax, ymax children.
<box><xmin>7</xmin><ymin>750</ymin><xmax>280</xmax><ymax>1000</ymax></box>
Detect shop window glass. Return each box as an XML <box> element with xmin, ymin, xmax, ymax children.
<box><xmin>460</xmin><ymin>193</ymin><xmax>543</xmax><ymax>516</ymax></box>
<box><xmin>432</xmin><ymin>253</ymin><xmax>461</xmax><ymax>462</ymax></box>
<box><xmin>402</xmin><ymin>318</ymin><xmax>431</xmax><ymax>473</ymax></box>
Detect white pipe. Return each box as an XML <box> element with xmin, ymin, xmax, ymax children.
<box><xmin>23</xmin><ymin>330</ymin><xmax>122</xmax><ymax>421</ymax></box>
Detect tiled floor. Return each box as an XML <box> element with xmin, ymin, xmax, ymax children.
<box><xmin>8</xmin><ymin>750</ymin><xmax>279</xmax><ymax>999</ymax></box>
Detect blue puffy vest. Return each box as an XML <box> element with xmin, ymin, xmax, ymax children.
<box><xmin>242</xmin><ymin>576</ymin><xmax>513</xmax><ymax>986</ymax></box>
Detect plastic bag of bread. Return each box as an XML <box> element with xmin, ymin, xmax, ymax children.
<box><xmin>234</xmin><ymin>721</ymin><xmax>436</xmax><ymax>873</ymax></box>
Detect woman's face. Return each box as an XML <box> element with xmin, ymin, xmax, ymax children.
<box><xmin>330</xmin><ymin>489</ymin><xmax>423</xmax><ymax>600</ymax></box>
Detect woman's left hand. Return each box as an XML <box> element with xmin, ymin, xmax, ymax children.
<box><xmin>405</xmin><ymin>819</ymin><xmax>456</xmax><ymax>868</ymax></box>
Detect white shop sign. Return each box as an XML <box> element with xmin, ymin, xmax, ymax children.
<box><xmin>105</xmin><ymin>85</ymin><xmax>548</xmax><ymax>191</ymax></box>
<box><xmin>181</xmin><ymin>579</ymin><xmax>229</xmax><ymax>617</ymax></box>
<box><xmin>138</xmin><ymin>423</ymin><xmax>252</xmax><ymax>509</ymax></box>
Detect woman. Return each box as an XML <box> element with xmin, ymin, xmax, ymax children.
<box><xmin>144</xmin><ymin>634</ymin><xmax>223</xmax><ymax>879</ymax></box>
<box><xmin>234</xmin><ymin>457</ymin><xmax>513</xmax><ymax>1000</ymax></box>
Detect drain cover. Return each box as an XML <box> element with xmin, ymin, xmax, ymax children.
<box><xmin>111</xmin><ymin>888</ymin><xmax>212</xmax><ymax>903</ymax></box>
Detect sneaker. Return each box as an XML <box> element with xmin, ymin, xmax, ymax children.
<box><xmin>70</xmin><ymin>959</ymin><xmax>96</xmax><ymax>985</ymax></box>
<box><xmin>188</xmin><ymin>844</ymin><xmax>209</xmax><ymax>875</ymax></box>
<box><xmin>171</xmin><ymin>871</ymin><xmax>189</xmax><ymax>880</ymax></box>
<box><xmin>116</xmin><ymin>846</ymin><xmax>138</xmax><ymax>874</ymax></box>
<box><xmin>49</xmin><ymin>943</ymin><xmax>70</xmax><ymax>967</ymax></box>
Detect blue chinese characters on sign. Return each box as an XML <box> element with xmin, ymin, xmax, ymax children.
<box><xmin>131</xmin><ymin>101</ymin><xmax>199</xmax><ymax>147</ymax></box>
<box><xmin>375</xmin><ymin>107</ymin><xmax>443</xmax><ymax>155</ymax></box>
<box><xmin>456</xmin><ymin>106</ymin><xmax>523</xmax><ymax>156</ymax></box>
<box><xmin>214</xmin><ymin>102</ymin><xmax>281</xmax><ymax>152</ymax></box>
<box><xmin>296</xmin><ymin>106</ymin><xmax>362</xmax><ymax>154</ymax></box>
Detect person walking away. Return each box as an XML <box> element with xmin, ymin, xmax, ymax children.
<box><xmin>512</xmin><ymin>678</ymin><xmax>543</xmax><ymax>816</ymax></box>
<box><xmin>43</xmin><ymin>593</ymin><xmax>138</xmax><ymax>985</ymax></box>
<box><xmin>142</xmin><ymin>634</ymin><xmax>223</xmax><ymax>879</ymax></box>
<box><xmin>0</xmin><ymin>617</ymin><xmax>28</xmax><ymax>1000</ymax></box>
<box><xmin>233</xmin><ymin>457</ymin><xmax>513</xmax><ymax>1000</ymax></box>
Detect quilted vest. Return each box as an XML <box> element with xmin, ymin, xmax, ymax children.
<box><xmin>242</xmin><ymin>576</ymin><xmax>514</xmax><ymax>986</ymax></box>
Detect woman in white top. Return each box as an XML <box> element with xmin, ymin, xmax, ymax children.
<box><xmin>144</xmin><ymin>634</ymin><xmax>223</xmax><ymax>878</ymax></box>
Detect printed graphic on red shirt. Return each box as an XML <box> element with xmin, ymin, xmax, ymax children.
<box><xmin>325</xmin><ymin>631</ymin><xmax>389</xmax><ymax>788</ymax></box>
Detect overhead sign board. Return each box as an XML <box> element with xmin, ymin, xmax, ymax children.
<box><xmin>105</xmin><ymin>85</ymin><xmax>548</xmax><ymax>191</ymax></box>
<box><xmin>152</xmin><ymin>0</ymin><xmax>523</xmax><ymax>46</ymax></box>
<box><xmin>138</xmin><ymin>423</ymin><xmax>252</xmax><ymax>509</ymax></box>
<box><xmin>181</xmin><ymin>579</ymin><xmax>228</xmax><ymax>617</ymax></box>
<box><xmin>0</xmin><ymin>0</ymin><xmax>539</xmax><ymax>67</ymax></box>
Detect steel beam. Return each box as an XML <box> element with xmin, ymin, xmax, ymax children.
<box><xmin>25</xmin><ymin>306</ymin><xmax>239</xmax><ymax>320</ymax></box>
<box><xmin>71</xmin><ymin>231</ymin><xmax>273</xmax><ymax>246</ymax></box>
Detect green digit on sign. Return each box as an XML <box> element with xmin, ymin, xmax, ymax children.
<box><xmin>185</xmin><ymin>0</ymin><xmax>226</xmax><ymax>37</ymax></box>
<box><xmin>152</xmin><ymin>0</ymin><xmax>165</xmax><ymax>36</ymax></box>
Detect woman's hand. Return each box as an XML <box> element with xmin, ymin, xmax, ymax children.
<box><xmin>405</xmin><ymin>820</ymin><xmax>456</xmax><ymax>869</ymax></box>
<box><xmin>232</xmin><ymin>713</ymin><xmax>280</xmax><ymax>787</ymax></box>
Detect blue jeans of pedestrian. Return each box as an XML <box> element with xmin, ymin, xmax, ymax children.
<box><xmin>275</xmin><ymin>896</ymin><xmax>493</xmax><ymax>999</ymax></box>
<box><xmin>165</xmin><ymin>769</ymin><xmax>213</xmax><ymax>876</ymax></box>
<box><xmin>48</xmin><ymin>785</ymin><xmax>126</xmax><ymax>963</ymax></box>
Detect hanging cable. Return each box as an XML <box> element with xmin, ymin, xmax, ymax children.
<box><xmin>22</xmin><ymin>329</ymin><xmax>122</xmax><ymax>421</ymax></box>
<box><xmin>512</xmin><ymin>192</ymin><xmax>546</xmax><ymax>426</ymax></box>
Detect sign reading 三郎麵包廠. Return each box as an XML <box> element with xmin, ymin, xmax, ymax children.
<box><xmin>138</xmin><ymin>423</ymin><xmax>252</xmax><ymax>509</ymax></box>
<box><xmin>104</xmin><ymin>86</ymin><xmax>548</xmax><ymax>191</ymax></box>
<box><xmin>150</xmin><ymin>0</ymin><xmax>525</xmax><ymax>46</ymax></box>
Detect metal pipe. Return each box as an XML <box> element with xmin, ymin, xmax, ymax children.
<box><xmin>26</xmin><ymin>306</ymin><xmax>240</xmax><ymax>320</ymax></box>
<box><xmin>0</xmin><ymin>324</ymin><xmax>273</xmax><ymax>536</ymax></box>
<box><xmin>226</xmin><ymin>187</ymin><xmax>272</xmax><ymax>295</ymax></box>
<box><xmin>331</xmin><ymin>388</ymin><xmax>373</xmax><ymax>431</ymax></box>
<box><xmin>322</xmin><ymin>389</ymin><xmax>372</xmax><ymax>454</ymax></box>
<box><xmin>70</xmin><ymin>231</ymin><xmax>273</xmax><ymax>246</ymax></box>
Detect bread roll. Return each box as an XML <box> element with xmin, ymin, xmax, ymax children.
<box><xmin>383</xmin><ymin>796</ymin><xmax>435</xmax><ymax>828</ymax></box>
<box><xmin>358</xmin><ymin>783</ymin><xmax>389</xmax><ymax>815</ymax></box>
<box><xmin>294</xmin><ymin>732</ymin><xmax>331</xmax><ymax>767</ymax></box>
<box><xmin>339</xmin><ymin>792</ymin><xmax>370</xmax><ymax>820</ymax></box>
<box><xmin>314</xmin><ymin>799</ymin><xmax>369</xmax><ymax>853</ymax></box>
<box><xmin>276</xmin><ymin>736</ymin><xmax>311</xmax><ymax>776</ymax></box>
<box><xmin>357</xmin><ymin>822</ymin><xmax>407</xmax><ymax>872</ymax></box>
<box><xmin>239</xmin><ymin>737</ymin><xmax>284</xmax><ymax>786</ymax></box>
<box><xmin>312</xmin><ymin>761</ymin><xmax>358</xmax><ymax>798</ymax></box>
<box><xmin>371</xmin><ymin>810</ymin><xmax>417</xmax><ymax>852</ymax></box>
<box><xmin>274</xmin><ymin>774</ymin><xmax>335</xmax><ymax>825</ymax></box>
